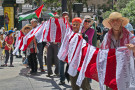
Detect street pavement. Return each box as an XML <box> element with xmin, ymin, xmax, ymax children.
<box><xmin>0</xmin><ymin>57</ymin><xmax>100</xmax><ymax>90</ymax></box>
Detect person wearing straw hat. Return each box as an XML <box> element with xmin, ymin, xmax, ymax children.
<box><xmin>101</xmin><ymin>12</ymin><xmax>135</xmax><ymax>90</ymax></box>
<box><xmin>20</xmin><ymin>24</ymin><xmax>32</xmax><ymax>67</ymax></box>
<box><xmin>23</xmin><ymin>24</ymin><xmax>38</xmax><ymax>75</ymax></box>
<box><xmin>21</xmin><ymin>24</ymin><xmax>32</xmax><ymax>35</ymax></box>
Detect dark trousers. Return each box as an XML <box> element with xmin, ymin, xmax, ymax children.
<box><xmin>46</xmin><ymin>43</ymin><xmax>59</xmax><ymax>74</ymax></box>
<box><xmin>5</xmin><ymin>49</ymin><xmax>13</xmax><ymax>65</ymax></box>
<box><xmin>70</xmin><ymin>72</ymin><xmax>91</xmax><ymax>90</ymax></box>
<box><xmin>59</xmin><ymin>60</ymin><xmax>65</xmax><ymax>82</ymax></box>
<box><xmin>28</xmin><ymin>53</ymin><xmax>37</xmax><ymax>72</ymax></box>
<box><xmin>37</xmin><ymin>43</ymin><xmax>44</xmax><ymax>69</ymax></box>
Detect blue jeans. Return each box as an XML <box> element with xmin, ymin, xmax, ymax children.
<box><xmin>37</xmin><ymin>43</ymin><xmax>44</xmax><ymax>69</ymax></box>
<box><xmin>5</xmin><ymin>24</ymin><xmax>8</xmax><ymax>30</ymax></box>
<box><xmin>59</xmin><ymin>60</ymin><xmax>65</xmax><ymax>82</ymax></box>
<box><xmin>58</xmin><ymin>43</ymin><xmax>65</xmax><ymax>82</ymax></box>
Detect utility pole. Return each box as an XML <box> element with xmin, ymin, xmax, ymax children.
<box><xmin>62</xmin><ymin>0</ymin><xmax>67</xmax><ymax>12</ymax></box>
<box><xmin>112</xmin><ymin>0</ymin><xmax>114</xmax><ymax>9</ymax></box>
<box><xmin>39</xmin><ymin>0</ymin><xmax>42</xmax><ymax>6</ymax></box>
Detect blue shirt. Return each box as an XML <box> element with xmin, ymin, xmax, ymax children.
<box><xmin>125</xmin><ymin>23</ymin><xmax>133</xmax><ymax>31</ymax></box>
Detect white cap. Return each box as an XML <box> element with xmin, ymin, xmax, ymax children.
<box><xmin>84</xmin><ymin>15</ymin><xmax>92</xmax><ymax>19</ymax></box>
<box><xmin>1</xmin><ymin>27</ymin><xmax>5</xmax><ymax>30</ymax></box>
<box><xmin>31</xmin><ymin>19</ymin><xmax>38</xmax><ymax>23</ymax></box>
<box><xmin>62</xmin><ymin>11</ymin><xmax>69</xmax><ymax>15</ymax></box>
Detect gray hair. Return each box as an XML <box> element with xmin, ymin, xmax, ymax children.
<box><xmin>31</xmin><ymin>19</ymin><xmax>38</xmax><ymax>23</ymax></box>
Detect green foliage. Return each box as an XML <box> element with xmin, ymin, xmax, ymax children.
<box><xmin>102</xmin><ymin>9</ymin><xmax>115</xmax><ymax>19</ymax></box>
<box><xmin>120</xmin><ymin>0</ymin><xmax>135</xmax><ymax>24</ymax></box>
<box><xmin>42</xmin><ymin>0</ymin><xmax>61</xmax><ymax>13</ymax></box>
<box><xmin>102</xmin><ymin>0</ymin><xmax>131</xmax><ymax>20</ymax></box>
<box><xmin>116</xmin><ymin>0</ymin><xmax>130</xmax><ymax>9</ymax></box>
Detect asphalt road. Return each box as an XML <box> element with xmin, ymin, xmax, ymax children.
<box><xmin>0</xmin><ymin>57</ymin><xmax>100</xmax><ymax>90</ymax></box>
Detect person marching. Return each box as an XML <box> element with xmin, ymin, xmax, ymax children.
<box><xmin>0</xmin><ymin>32</ymin><xmax>5</xmax><ymax>66</ymax></box>
<box><xmin>2</xmin><ymin>30</ymin><xmax>14</xmax><ymax>67</ymax></box>
<box><xmin>70</xmin><ymin>17</ymin><xmax>91</xmax><ymax>90</ymax></box>
<box><xmin>31</xmin><ymin>19</ymin><xmax>45</xmax><ymax>72</ymax></box>
<box><xmin>46</xmin><ymin>13</ymin><xmax>60</xmax><ymax>77</ymax></box>
<box><xmin>59</xmin><ymin>11</ymin><xmax>69</xmax><ymax>85</ymax></box>
<box><xmin>81</xmin><ymin>15</ymin><xmax>95</xmax><ymax>45</ymax></box>
<box><xmin>23</xmin><ymin>24</ymin><xmax>38</xmax><ymax>74</ymax></box>
<box><xmin>101</xmin><ymin>12</ymin><xmax>135</xmax><ymax>90</ymax></box>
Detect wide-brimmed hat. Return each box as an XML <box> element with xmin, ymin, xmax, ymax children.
<box><xmin>84</xmin><ymin>15</ymin><xmax>94</xmax><ymax>25</ymax></box>
<box><xmin>102</xmin><ymin>12</ymin><xmax>129</xmax><ymax>29</ymax></box>
<box><xmin>22</xmin><ymin>24</ymin><xmax>32</xmax><ymax>33</ymax></box>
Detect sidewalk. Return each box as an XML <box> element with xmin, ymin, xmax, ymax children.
<box><xmin>0</xmin><ymin>57</ymin><xmax>100</xmax><ymax>90</ymax></box>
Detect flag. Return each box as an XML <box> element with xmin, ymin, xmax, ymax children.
<box><xmin>18</xmin><ymin>5</ymin><xmax>44</xmax><ymax>21</ymax></box>
<box><xmin>20</xmin><ymin>24</ymin><xmax>43</xmax><ymax>51</ymax></box>
<box><xmin>48</xmin><ymin>13</ymin><xmax>54</xmax><ymax>17</ymax></box>
<box><xmin>58</xmin><ymin>27</ymin><xmax>135</xmax><ymax>90</ymax></box>
<box><xmin>13</xmin><ymin>30</ymin><xmax>25</xmax><ymax>55</ymax></box>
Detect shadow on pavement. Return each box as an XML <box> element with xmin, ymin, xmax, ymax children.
<box><xmin>19</xmin><ymin>68</ymin><xmax>71</xmax><ymax>89</ymax></box>
<box><xmin>0</xmin><ymin>67</ymin><xmax>3</xmax><ymax>69</ymax></box>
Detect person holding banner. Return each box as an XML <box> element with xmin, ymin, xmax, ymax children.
<box><xmin>101</xmin><ymin>12</ymin><xmax>135</xmax><ymax>90</ymax></box>
<box><xmin>31</xmin><ymin>19</ymin><xmax>45</xmax><ymax>72</ymax></box>
<box><xmin>59</xmin><ymin>11</ymin><xmax>69</xmax><ymax>85</ymax></box>
<box><xmin>23</xmin><ymin>24</ymin><xmax>38</xmax><ymax>74</ymax></box>
<box><xmin>69</xmin><ymin>17</ymin><xmax>91</xmax><ymax>90</ymax></box>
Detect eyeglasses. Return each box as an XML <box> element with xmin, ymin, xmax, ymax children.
<box><xmin>84</xmin><ymin>20</ymin><xmax>91</xmax><ymax>23</ymax></box>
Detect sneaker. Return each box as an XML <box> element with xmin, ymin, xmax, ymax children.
<box><xmin>9</xmin><ymin>65</ymin><xmax>14</xmax><ymax>67</ymax></box>
<box><xmin>40</xmin><ymin>69</ymin><xmax>45</xmax><ymax>72</ymax></box>
<box><xmin>30</xmin><ymin>71</ymin><xmax>37</xmax><ymax>75</ymax></box>
<box><xmin>54</xmin><ymin>74</ymin><xmax>59</xmax><ymax>77</ymax></box>
<box><xmin>46</xmin><ymin>73</ymin><xmax>53</xmax><ymax>77</ymax></box>
<box><xmin>18</xmin><ymin>55</ymin><xmax>22</xmax><ymax>58</ymax></box>
<box><xmin>58</xmin><ymin>81</ymin><xmax>65</xmax><ymax>85</ymax></box>
<box><xmin>1</xmin><ymin>64</ymin><xmax>7</xmax><ymax>67</ymax></box>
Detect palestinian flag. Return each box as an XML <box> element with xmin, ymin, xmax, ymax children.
<box><xmin>18</xmin><ymin>5</ymin><xmax>44</xmax><ymax>21</ymax></box>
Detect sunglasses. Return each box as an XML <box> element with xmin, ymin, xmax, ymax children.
<box><xmin>85</xmin><ymin>20</ymin><xmax>91</xmax><ymax>23</ymax></box>
<box><xmin>25</xmin><ymin>27</ymin><xmax>30</xmax><ymax>29</ymax></box>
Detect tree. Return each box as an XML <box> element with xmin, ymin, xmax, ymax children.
<box><xmin>42</xmin><ymin>0</ymin><xmax>88</xmax><ymax>22</ymax></box>
<box><xmin>120</xmin><ymin>0</ymin><xmax>135</xmax><ymax>25</ymax></box>
<box><xmin>116</xmin><ymin>0</ymin><xmax>130</xmax><ymax>9</ymax></box>
<box><xmin>102</xmin><ymin>0</ymin><xmax>129</xmax><ymax>19</ymax></box>
<box><xmin>42</xmin><ymin>0</ymin><xmax>61</xmax><ymax>13</ymax></box>
<box><xmin>102</xmin><ymin>9</ymin><xmax>115</xmax><ymax>19</ymax></box>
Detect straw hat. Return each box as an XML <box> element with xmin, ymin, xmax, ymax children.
<box><xmin>102</xmin><ymin>12</ymin><xmax>129</xmax><ymax>29</ymax></box>
<box><xmin>22</xmin><ymin>24</ymin><xmax>32</xmax><ymax>33</ymax></box>
<box><xmin>84</xmin><ymin>15</ymin><xmax>94</xmax><ymax>25</ymax></box>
